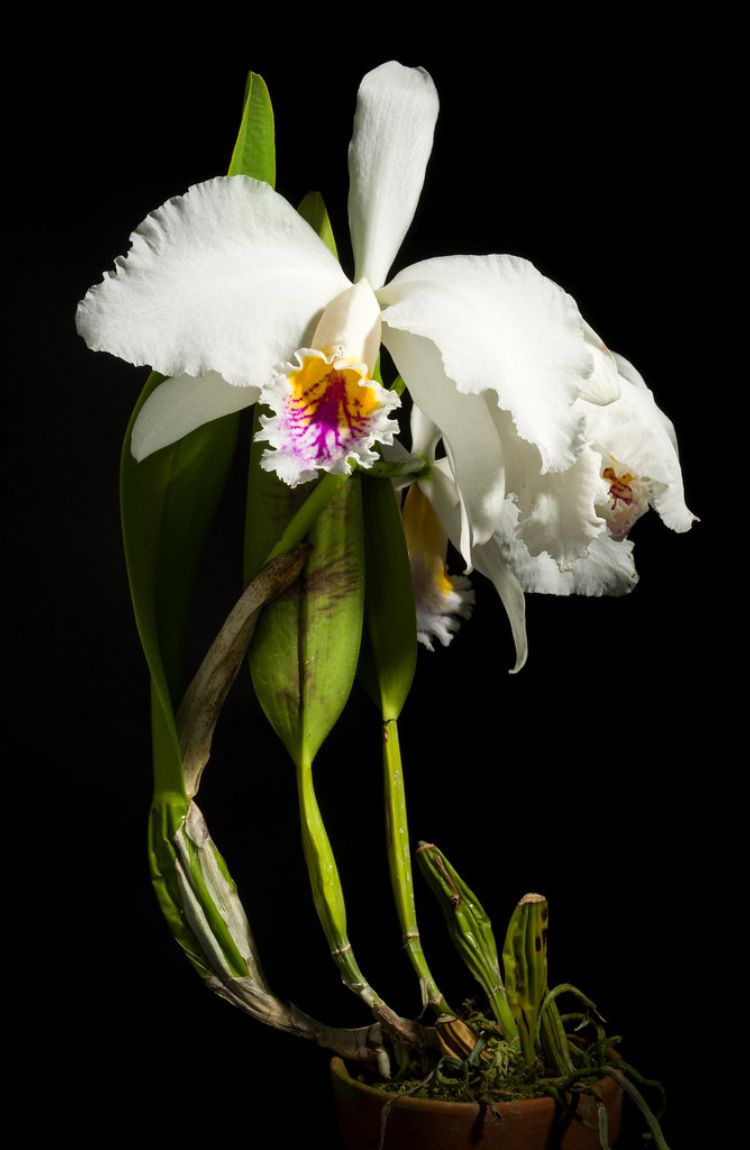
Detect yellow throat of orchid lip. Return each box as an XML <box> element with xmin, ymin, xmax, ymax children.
<box><xmin>403</xmin><ymin>482</ymin><xmax>449</xmax><ymax>575</ymax></box>
<box><xmin>254</xmin><ymin>278</ymin><xmax>401</xmax><ymax>487</ymax></box>
<box><xmin>288</xmin><ymin>353</ymin><xmax>379</xmax><ymax>445</ymax></box>
<box><xmin>599</xmin><ymin>458</ymin><xmax>651</xmax><ymax>541</ymax></box>
<box><xmin>603</xmin><ymin>464</ymin><xmax>635</xmax><ymax>510</ymax></box>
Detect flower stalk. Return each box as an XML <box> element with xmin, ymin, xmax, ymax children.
<box><xmin>296</xmin><ymin>753</ymin><xmax>377</xmax><ymax>1006</ymax></box>
<box><xmin>382</xmin><ymin>719</ymin><xmax>451</xmax><ymax>1014</ymax></box>
<box><xmin>361</xmin><ymin>475</ymin><xmax>450</xmax><ymax>1013</ymax></box>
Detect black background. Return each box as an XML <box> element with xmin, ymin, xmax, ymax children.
<box><xmin>11</xmin><ymin>21</ymin><xmax>728</xmax><ymax>1147</ymax></box>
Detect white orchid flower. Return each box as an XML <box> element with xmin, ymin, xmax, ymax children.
<box><xmin>75</xmin><ymin>61</ymin><xmax>596</xmax><ymax>515</ymax></box>
<box><xmin>407</xmin><ymin>325</ymin><xmax>694</xmax><ymax>671</ymax></box>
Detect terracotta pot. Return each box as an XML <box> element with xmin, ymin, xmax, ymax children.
<box><xmin>331</xmin><ymin>1055</ymin><xmax>623</xmax><ymax>1150</ymax></box>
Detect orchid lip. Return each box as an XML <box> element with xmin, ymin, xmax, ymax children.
<box><xmin>256</xmin><ymin>348</ymin><xmax>400</xmax><ymax>487</ymax></box>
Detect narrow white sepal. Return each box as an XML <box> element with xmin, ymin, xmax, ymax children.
<box><xmin>348</xmin><ymin>61</ymin><xmax>439</xmax><ymax>288</ymax></box>
<box><xmin>131</xmin><ymin>372</ymin><xmax>259</xmax><ymax>460</ymax></box>
<box><xmin>382</xmin><ymin>327</ymin><xmax>506</xmax><ymax>564</ymax></box>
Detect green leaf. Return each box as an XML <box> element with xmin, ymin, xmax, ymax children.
<box><xmin>228</xmin><ymin>72</ymin><xmax>276</xmax><ymax>185</ymax></box>
<box><xmin>297</xmin><ymin>191</ymin><xmax>338</xmax><ymax>257</ymax></box>
<box><xmin>249</xmin><ymin>477</ymin><xmax>365</xmax><ymax>768</ymax></box>
<box><xmin>361</xmin><ymin>477</ymin><xmax>417</xmax><ymax>719</ymax></box>
<box><xmin>120</xmin><ymin>73</ymin><xmax>277</xmax><ymax>800</ymax></box>
<box><xmin>121</xmin><ymin>381</ymin><xmax>239</xmax><ymax>795</ymax></box>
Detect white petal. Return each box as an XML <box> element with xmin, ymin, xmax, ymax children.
<box><xmin>584</xmin><ymin>353</ymin><xmax>694</xmax><ymax>533</ymax></box>
<box><xmin>491</xmin><ymin>499</ymin><xmax>638</xmax><ymax>597</ymax></box>
<box><xmin>471</xmin><ymin>542</ymin><xmax>528</xmax><ymax>673</ymax></box>
<box><xmin>486</xmin><ymin>403</ymin><xmax>608</xmax><ymax>566</ymax></box>
<box><xmin>131</xmin><ymin>372</ymin><xmax>259</xmax><ymax>460</ymax></box>
<box><xmin>409</xmin><ymin>405</ymin><xmax>441</xmax><ymax>460</ymax></box>
<box><xmin>580</xmin><ymin>323</ymin><xmax>622</xmax><ymax>404</ymax></box>
<box><xmin>348</xmin><ymin>62</ymin><xmax>439</xmax><ymax>289</ymax></box>
<box><xmin>77</xmin><ymin>176</ymin><xmax>350</xmax><ymax>388</ymax></box>
<box><xmin>380</xmin><ymin>254</ymin><xmax>591</xmax><ymax>473</ymax></box>
<box><xmin>382</xmin><ymin>328</ymin><xmax>506</xmax><ymax>562</ymax></box>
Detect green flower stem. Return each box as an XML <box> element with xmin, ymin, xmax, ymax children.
<box><xmin>149</xmin><ymin>796</ymin><xmax>394</xmax><ymax>1072</ymax></box>
<box><xmin>296</xmin><ymin>756</ymin><xmax>379</xmax><ymax>1008</ymax></box>
<box><xmin>261</xmin><ymin>463</ymin><xmax>427</xmax><ymax>569</ymax></box>
<box><xmin>296</xmin><ymin>752</ymin><xmax>425</xmax><ymax>1046</ymax></box>
<box><xmin>366</xmin><ymin>457</ymin><xmax>430</xmax><ymax>480</ymax></box>
<box><xmin>383</xmin><ymin>719</ymin><xmax>451</xmax><ymax>1013</ymax></box>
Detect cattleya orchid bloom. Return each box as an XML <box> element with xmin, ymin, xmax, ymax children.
<box><xmin>77</xmin><ymin>62</ymin><xmax>592</xmax><ymax>531</ymax></box>
<box><xmin>408</xmin><ymin>331</ymin><xmax>694</xmax><ymax>671</ymax></box>
<box><xmin>76</xmin><ymin>60</ymin><xmax>692</xmax><ymax>668</ymax></box>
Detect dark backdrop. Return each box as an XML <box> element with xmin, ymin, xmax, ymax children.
<box><xmin>10</xmin><ymin>23</ymin><xmax>726</xmax><ymax>1147</ymax></box>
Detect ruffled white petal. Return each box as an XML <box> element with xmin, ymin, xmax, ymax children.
<box><xmin>76</xmin><ymin>176</ymin><xmax>350</xmax><ymax>389</ymax></box>
<box><xmin>579</xmin><ymin>323</ymin><xmax>621</xmax><ymax>405</ymax></box>
<box><xmin>131</xmin><ymin>372</ymin><xmax>259</xmax><ymax>460</ymax></box>
<box><xmin>380</xmin><ymin>253</ymin><xmax>591</xmax><ymax>474</ymax></box>
<box><xmin>485</xmin><ymin>403</ymin><xmax>608</xmax><ymax>565</ymax></box>
<box><xmin>491</xmin><ymin>499</ymin><xmax>638</xmax><ymax>597</ymax></box>
<box><xmin>414</xmin><ymin>569</ymin><xmax>474</xmax><ymax>651</ymax></box>
<box><xmin>583</xmin><ymin>353</ymin><xmax>694</xmax><ymax>533</ymax></box>
<box><xmin>348</xmin><ymin>62</ymin><xmax>439</xmax><ymax>289</ymax></box>
<box><xmin>383</xmin><ymin>328</ymin><xmax>507</xmax><ymax>563</ymax></box>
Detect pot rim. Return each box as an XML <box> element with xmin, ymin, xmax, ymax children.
<box><xmin>330</xmin><ymin>1054</ymin><xmax>622</xmax><ymax>1116</ymax></box>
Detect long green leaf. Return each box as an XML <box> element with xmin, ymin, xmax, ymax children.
<box><xmin>121</xmin><ymin>384</ymin><xmax>240</xmax><ymax>795</ymax></box>
<box><xmin>120</xmin><ymin>73</ymin><xmax>276</xmax><ymax>801</ymax></box>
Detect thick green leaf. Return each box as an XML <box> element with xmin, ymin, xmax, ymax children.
<box><xmin>228</xmin><ymin>73</ymin><xmax>276</xmax><ymax>184</ymax></box>
<box><xmin>361</xmin><ymin>477</ymin><xmax>417</xmax><ymax>719</ymax></box>
<box><xmin>121</xmin><ymin>383</ymin><xmax>239</xmax><ymax>794</ymax></box>
<box><xmin>119</xmin><ymin>73</ymin><xmax>276</xmax><ymax>800</ymax></box>
<box><xmin>249</xmin><ymin>477</ymin><xmax>365</xmax><ymax>768</ymax></box>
